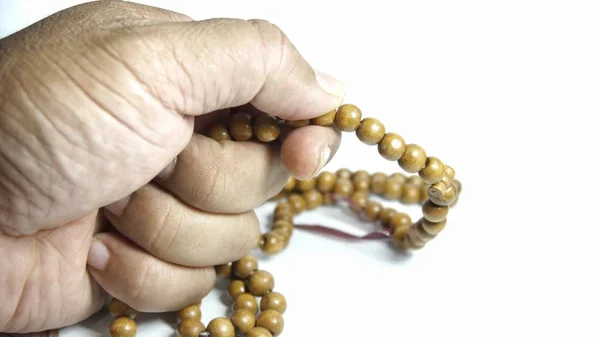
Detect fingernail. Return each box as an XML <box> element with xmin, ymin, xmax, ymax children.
<box><xmin>156</xmin><ymin>157</ymin><xmax>177</xmax><ymax>180</ymax></box>
<box><xmin>87</xmin><ymin>238</ymin><xmax>110</xmax><ymax>271</ymax></box>
<box><xmin>104</xmin><ymin>195</ymin><xmax>130</xmax><ymax>216</ymax></box>
<box><xmin>313</xmin><ymin>145</ymin><xmax>331</xmax><ymax>178</ymax></box>
<box><xmin>315</xmin><ymin>69</ymin><xmax>346</xmax><ymax>99</ymax></box>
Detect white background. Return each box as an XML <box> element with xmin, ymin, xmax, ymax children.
<box><xmin>1</xmin><ymin>1</ymin><xmax>599</xmax><ymax>336</ymax></box>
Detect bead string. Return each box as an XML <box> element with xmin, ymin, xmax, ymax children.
<box><xmin>106</xmin><ymin>103</ymin><xmax>462</xmax><ymax>337</ymax></box>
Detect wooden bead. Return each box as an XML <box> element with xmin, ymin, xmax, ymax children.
<box><xmin>350</xmin><ymin>192</ymin><xmax>368</xmax><ymax>213</ymax></box>
<box><xmin>415</xmin><ymin>221</ymin><xmax>437</xmax><ymax>242</ymax></box>
<box><xmin>407</xmin><ymin>229</ymin><xmax>426</xmax><ymax>248</ymax></box>
<box><xmin>261</xmin><ymin>231</ymin><xmax>286</xmax><ymax>255</ymax></box>
<box><xmin>260</xmin><ymin>292</ymin><xmax>287</xmax><ymax>314</ymax></box>
<box><xmin>370</xmin><ymin>172</ymin><xmax>387</xmax><ymax>194</ymax></box>
<box><xmin>352</xmin><ymin>170</ymin><xmax>370</xmax><ymax>181</ymax></box>
<box><xmin>418</xmin><ymin>157</ymin><xmax>446</xmax><ymax>184</ymax></box>
<box><xmin>233</xmin><ymin>293</ymin><xmax>258</xmax><ymax>313</ymax></box>
<box><xmin>247</xmin><ymin>270</ymin><xmax>274</xmax><ymax>296</ymax></box>
<box><xmin>302</xmin><ymin>189</ymin><xmax>323</xmax><ymax>210</ymax></box>
<box><xmin>109</xmin><ymin>317</ymin><xmax>136</xmax><ymax>337</ymax></box>
<box><xmin>421</xmin><ymin>218</ymin><xmax>447</xmax><ymax>235</ymax></box>
<box><xmin>334</xmin><ymin>104</ymin><xmax>362</xmax><ymax>132</ymax></box>
<box><xmin>407</xmin><ymin>175</ymin><xmax>422</xmax><ymax>185</ymax></box>
<box><xmin>316</xmin><ymin>171</ymin><xmax>336</xmax><ymax>192</ymax></box>
<box><xmin>206</xmin><ymin>124</ymin><xmax>231</xmax><ymax>141</ymax></box>
<box><xmin>287</xmin><ymin>119</ymin><xmax>310</xmax><ymax>128</ymax></box>
<box><xmin>246</xmin><ymin>327</ymin><xmax>274</xmax><ymax>337</ymax></box>
<box><xmin>257</xmin><ymin>309</ymin><xmax>285</xmax><ymax>336</ymax></box>
<box><xmin>452</xmin><ymin>179</ymin><xmax>462</xmax><ymax>194</ymax></box>
<box><xmin>228</xmin><ymin>279</ymin><xmax>246</xmax><ymax>299</ymax></box>
<box><xmin>388</xmin><ymin>212</ymin><xmax>412</xmax><ymax>232</ymax></box>
<box><xmin>428</xmin><ymin>183</ymin><xmax>457</xmax><ymax>206</ymax></box>
<box><xmin>336</xmin><ymin>168</ymin><xmax>352</xmax><ymax>179</ymax></box>
<box><xmin>398</xmin><ymin>144</ymin><xmax>427</xmax><ymax>173</ymax></box>
<box><xmin>283</xmin><ymin>177</ymin><xmax>296</xmax><ymax>192</ymax></box>
<box><xmin>231</xmin><ymin>309</ymin><xmax>256</xmax><ymax>333</ymax></box>
<box><xmin>333</xmin><ymin>178</ymin><xmax>353</xmax><ymax>197</ymax></box>
<box><xmin>392</xmin><ymin>222</ymin><xmax>410</xmax><ymax>240</ymax></box>
<box><xmin>227</xmin><ymin>113</ymin><xmax>253</xmax><ymax>141</ymax></box>
<box><xmin>272</xmin><ymin>219</ymin><xmax>293</xmax><ymax>231</ymax></box>
<box><xmin>311</xmin><ymin>110</ymin><xmax>336</xmax><ymax>126</ymax></box>
<box><xmin>356</xmin><ymin>118</ymin><xmax>386</xmax><ymax>145</ymax></box>
<box><xmin>254</xmin><ymin>115</ymin><xmax>281</xmax><ymax>142</ymax></box>
<box><xmin>215</xmin><ymin>263</ymin><xmax>232</xmax><ymax>278</ymax></box>
<box><xmin>274</xmin><ymin>203</ymin><xmax>293</xmax><ymax>216</ymax></box>
<box><xmin>389</xmin><ymin>172</ymin><xmax>407</xmax><ymax>184</ymax></box>
<box><xmin>378</xmin><ymin>132</ymin><xmax>406</xmax><ymax>161</ymax></box>
<box><xmin>364</xmin><ymin>201</ymin><xmax>382</xmax><ymax>221</ymax></box>
<box><xmin>177</xmin><ymin>304</ymin><xmax>201</xmax><ymax>322</ymax></box>
<box><xmin>379</xmin><ymin>207</ymin><xmax>397</xmax><ymax>225</ymax></box>
<box><xmin>419</xmin><ymin>183</ymin><xmax>430</xmax><ymax>203</ymax></box>
<box><xmin>109</xmin><ymin>298</ymin><xmax>136</xmax><ymax>319</ymax></box>
<box><xmin>353</xmin><ymin>177</ymin><xmax>370</xmax><ymax>193</ymax></box>
<box><xmin>400</xmin><ymin>183</ymin><xmax>422</xmax><ymax>204</ymax></box>
<box><xmin>383</xmin><ymin>178</ymin><xmax>402</xmax><ymax>199</ymax></box>
<box><xmin>233</xmin><ymin>256</ymin><xmax>258</xmax><ymax>279</ymax></box>
<box><xmin>274</xmin><ymin>211</ymin><xmax>293</xmax><ymax>222</ymax></box>
<box><xmin>422</xmin><ymin>200</ymin><xmax>449</xmax><ymax>222</ymax></box>
<box><xmin>272</xmin><ymin>229</ymin><xmax>292</xmax><ymax>247</ymax></box>
<box><xmin>322</xmin><ymin>193</ymin><xmax>334</xmax><ymax>205</ymax></box>
<box><xmin>207</xmin><ymin>318</ymin><xmax>235</xmax><ymax>337</ymax></box>
<box><xmin>296</xmin><ymin>177</ymin><xmax>316</xmax><ymax>192</ymax></box>
<box><xmin>177</xmin><ymin>318</ymin><xmax>206</xmax><ymax>337</ymax></box>
<box><xmin>440</xmin><ymin>165</ymin><xmax>456</xmax><ymax>188</ymax></box>
<box><xmin>287</xmin><ymin>193</ymin><xmax>306</xmax><ymax>213</ymax></box>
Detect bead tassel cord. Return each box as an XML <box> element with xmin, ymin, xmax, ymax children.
<box><xmin>106</xmin><ymin>103</ymin><xmax>462</xmax><ymax>337</ymax></box>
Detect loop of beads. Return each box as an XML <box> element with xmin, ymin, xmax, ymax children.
<box><xmin>107</xmin><ymin>103</ymin><xmax>462</xmax><ymax>337</ymax></box>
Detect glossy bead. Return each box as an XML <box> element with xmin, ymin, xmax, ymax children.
<box><xmin>274</xmin><ymin>212</ymin><xmax>293</xmax><ymax>223</ymax></box>
<box><xmin>334</xmin><ymin>104</ymin><xmax>362</xmax><ymax>132</ymax></box>
<box><xmin>421</xmin><ymin>218</ymin><xmax>447</xmax><ymax>235</ymax></box>
<box><xmin>336</xmin><ymin>168</ymin><xmax>352</xmax><ymax>179</ymax></box>
<box><xmin>350</xmin><ymin>192</ymin><xmax>368</xmax><ymax>213</ymax></box>
<box><xmin>407</xmin><ymin>175</ymin><xmax>423</xmax><ymax>186</ymax></box>
<box><xmin>233</xmin><ymin>293</ymin><xmax>258</xmax><ymax>313</ymax></box>
<box><xmin>287</xmin><ymin>119</ymin><xmax>310</xmax><ymax>128</ymax></box>
<box><xmin>272</xmin><ymin>228</ymin><xmax>292</xmax><ymax>247</ymax></box>
<box><xmin>383</xmin><ymin>179</ymin><xmax>402</xmax><ymax>199</ymax></box>
<box><xmin>370</xmin><ymin>172</ymin><xmax>387</xmax><ymax>194</ymax></box>
<box><xmin>364</xmin><ymin>201</ymin><xmax>382</xmax><ymax>221</ymax></box>
<box><xmin>272</xmin><ymin>219</ymin><xmax>293</xmax><ymax>230</ymax></box>
<box><xmin>109</xmin><ymin>298</ymin><xmax>136</xmax><ymax>319</ymax></box>
<box><xmin>333</xmin><ymin>178</ymin><xmax>353</xmax><ymax>197</ymax></box>
<box><xmin>422</xmin><ymin>200</ymin><xmax>449</xmax><ymax>222</ymax></box>
<box><xmin>379</xmin><ymin>208</ymin><xmax>397</xmax><ymax>225</ymax></box>
<box><xmin>283</xmin><ymin>177</ymin><xmax>296</xmax><ymax>192</ymax></box>
<box><xmin>440</xmin><ymin>165</ymin><xmax>456</xmax><ymax>188</ymax></box>
<box><xmin>260</xmin><ymin>292</ymin><xmax>287</xmax><ymax>314</ymax></box>
<box><xmin>388</xmin><ymin>212</ymin><xmax>412</xmax><ymax>232</ymax></box>
<box><xmin>429</xmin><ymin>183</ymin><xmax>457</xmax><ymax>206</ymax></box>
<box><xmin>274</xmin><ymin>203</ymin><xmax>292</xmax><ymax>216</ymax></box>
<box><xmin>246</xmin><ymin>327</ymin><xmax>274</xmax><ymax>337</ymax></box>
<box><xmin>407</xmin><ymin>229</ymin><xmax>426</xmax><ymax>248</ymax></box>
<box><xmin>287</xmin><ymin>193</ymin><xmax>306</xmax><ymax>213</ymax></box>
<box><xmin>254</xmin><ymin>115</ymin><xmax>281</xmax><ymax>142</ymax></box>
<box><xmin>415</xmin><ymin>221</ymin><xmax>437</xmax><ymax>242</ymax></box>
<box><xmin>452</xmin><ymin>179</ymin><xmax>462</xmax><ymax>194</ymax></box>
<box><xmin>261</xmin><ymin>232</ymin><xmax>285</xmax><ymax>255</ymax></box>
<box><xmin>177</xmin><ymin>304</ymin><xmax>201</xmax><ymax>322</ymax></box>
<box><xmin>233</xmin><ymin>256</ymin><xmax>258</xmax><ymax>279</ymax></box>
<box><xmin>215</xmin><ymin>263</ymin><xmax>232</xmax><ymax>278</ymax></box>
<box><xmin>257</xmin><ymin>309</ymin><xmax>285</xmax><ymax>336</ymax></box>
<box><xmin>400</xmin><ymin>183</ymin><xmax>422</xmax><ymax>204</ymax></box>
<box><xmin>311</xmin><ymin>110</ymin><xmax>336</xmax><ymax>126</ymax></box>
<box><xmin>356</xmin><ymin>118</ymin><xmax>386</xmax><ymax>145</ymax></box>
<box><xmin>418</xmin><ymin>157</ymin><xmax>445</xmax><ymax>184</ymax></box>
<box><xmin>352</xmin><ymin>170</ymin><xmax>370</xmax><ymax>181</ymax></box>
<box><xmin>389</xmin><ymin>172</ymin><xmax>407</xmax><ymax>184</ymax></box>
<box><xmin>247</xmin><ymin>270</ymin><xmax>274</xmax><ymax>296</ymax></box>
<box><xmin>392</xmin><ymin>222</ymin><xmax>410</xmax><ymax>240</ymax></box>
<box><xmin>420</xmin><ymin>183</ymin><xmax>430</xmax><ymax>203</ymax></box>
<box><xmin>227</xmin><ymin>113</ymin><xmax>253</xmax><ymax>141</ymax></box>
<box><xmin>206</xmin><ymin>124</ymin><xmax>231</xmax><ymax>141</ymax></box>
<box><xmin>316</xmin><ymin>171</ymin><xmax>336</xmax><ymax>192</ymax></box>
<box><xmin>207</xmin><ymin>318</ymin><xmax>235</xmax><ymax>337</ymax></box>
<box><xmin>302</xmin><ymin>189</ymin><xmax>323</xmax><ymax>210</ymax></box>
<box><xmin>398</xmin><ymin>144</ymin><xmax>427</xmax><ymax>173</ymax></box>
<box><xmin>322</xmin><ymin>193</ymin><xmax>334</xmax><ymax>205</ymax></box>
<box><xmin>231</xmin><ymin>309</ymin><xmax>256</xmax><ymax>333</ymax></box>
<box><xmin>177</xmin><ymin>319</ymin><xmax>205</xmax><ymax>337</ymax></box>
<box><xmin>353</xmin><ymin>178</ymin><xmax>370</xmax><ymax>193</ymax></box>
<box><xmin>109</xmin><ymin>317</ymin><xmax>136</xmax><ymax>337</ymax></box>
<box><xmin>228</xmin><ymin>279</ymin><xmax>246</xmax><ymax>299</ymax></box>
<box><xmin>296</xmin><ymin>177</ymin><xmax>316</xmax><ymax>192</ymax></box>
<box><xmin>378</xmin><ymin>132</ymin><xmax>406</xmax><ymax>160</ymax></box>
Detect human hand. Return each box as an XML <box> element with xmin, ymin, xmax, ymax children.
<box><xmin>0</xmin><ymin>1</ymin><xmax>344</xmax><ymax>333</ymax></box>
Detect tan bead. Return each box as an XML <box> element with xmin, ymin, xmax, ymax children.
<box><xmin>370</xmin><ymin>172</ymin><xmax>387</xmax><ymax>194</ymax></box>
<box><xmin>261</xmin><ymin>232</ymin><xmax>285</xmax><ymax>255</ymax></box>
<box><xmin>109</xmin><ymin>298</ymin><xmax>136</xmax><ymax>319</ymax></box>
<box><xmin>452</xmin><ymin>179</ymin><xmax>462</xmax><ymax>194</ymax></box>
<box><xmin>206</xmin><ymin>124</ymin><xmax>231</xmax><ymax>141</ymax></box>
<box><xmin>420</xmin><ymin>183</ymin><xmax>430</xmax><ymax>203</ymax></box>
<box><xmin>272</xmin><ymin>229</ymin><xmax>292</xmax><ymax>247</ymax></box>
<box><xmin>322</xmin><ymin>193</ymin><xmax>334</xmax><ymax>205</ymax></box>
<box><xmin>440</xmin><ymin>165</ymin><xmax>456</xmax><ymax>188</ymax></box>
<box><xmin>231</xmin><ymin>309</ymin><xmax>256</xmax><ymax>333</ymax></box>
<box><xmin>311</xmin><ymin>110</ymin><xmax>336</xmax><ymax>126</ymax></box>
<box><xmin>274</xmin><ymin>212</ymin><xmax>293</xmax><ymax>223</ymax></box>
<box><xmin>400</xmin><ymin>183</ymin><xmax>422</xmax><ymax>204</ymax></box>
<box><xmin>246</xmin><ymin>327</ymin><xmax>274</xmax><ymax>337</ymax></box>
<box><xmin>272</xmin><ymin>219</ymin><xmax>293</xmax><ymax>231</ymax></box>
<box><xmin>364</xmin><ymin>201</ymin><xmax>382</xmax><ymax>221</ymax></box>
<box><xmin>389</xmin><ymin>172</ymin><xmax>407</xmax><ymax>184</ymax></box>
<box><xmin>283</xmin><ymin>177</ymin><xmax>296</xmax><ymax>192</ymax></box>
<box><xmin>392</xmin><ymin>222</ymin><xmax>410</xmax><ymax>240</ymax></box>
<box><xmin>215</xmin><ymin>263</ymin><xmax>232</xmax><ymax>279</ymax></box>
<box><xmin>378</xmin><ymin>132</ymin><xmax>406</xmax><ymax>161</ymax></box>
<box><xmin>228</xmin><ymin>279</ymin><xmax>246</xmax><ymax>299</ymax></box>
<box><xmin>316</xmin><ymin>171</ymin><xmax>336</xmax><ymax>192</ymax></box>
<box><xmin>352</xmin><ymin>170</ymin><xmax>370</xmax><ymax>181</ymax></box>
<box><xmin>286</xmin><ymin>119</ymin><xmax>310</xmax><ymax>128</ymax></box>
<box><xmin>227</xmin><ymin>112</ymin><xmax>253</xmax><ymax>141</ymax></box>
<box><xmin>333</xmin><ymin>178</ymin><xmax>353</xmax><ymax>197</ymax></box>
<box><xmin>109</xmin><ymin>317</ymin><xmax>136</xmax><ymax>337</ymax></box>
<box><xmin>356</xmin><ymin>118</ymin><xmax>386</xmax><ymax>145</ymax></box>
<box><xmin>379</xmin><ymin>208</ymin><xmax>397</xmax><ymax>225</ymax></box>
<box><xmin>207</xmin><ymin>318</ymin><xmax>235</xmax><ymax>337</ymax></box>
<box><xmin>353</xmin><ymin>178</ymin><xmax>370</xmax><ymax>193</ymax></box>
<box><xmin>177</xmin><ymin>304</ymin><xmax>201</xmax><ymax>322</ymax></box>
<box><xmin>274</xmin><ymin>202</ymin><xmax>293</xmax><ymax>216</ymax></box>
<box><xmin>350</xmin><ymin>191</ymin><xmax>368</xmax><ymax>213</ymax></box>
<box><xmin>296</xmin><ymin>177</ymin><xmax>316</xmax><ymax>192</ymax></box>
<box><xmin>407</xmin><ymin>175</ymin><xmax>422</xmax><ymax>185</ymax></box>
<box><xmin>415</xmin><ymin>221</ymin><xmax>437</xmax><ymax>242</ymax></box>
<box><xmin>334</xmin><ymin>104</ymin><xmax>362</xmax><ymax>132</ymax></box>
<box><xmin>257</xmin><ymin>309</ymin><xmax>285</xmax><ymax>336</ymax></box>
<box><xmin>383</xmin><ymin>179</ymin><xmax>402</xmax><ymax>199</ymax></box>
<box><xmin>287</xmin><ymin>193</ymin><xmax>306</xmax><ymax>213</ymax></box>
<box><xmin>233</xmin><ymin>256</ymin><xmax>258</xmax><ymax>279</ymax></box>
<box><xmin>421</xmin><ymin>218</ymin><xmax>447</xmax><ymax>235</ymax></box>
<box><xmin>336</xmin><ymin>168</ymin><xmax>352</xmax><ymax>179</ymax></box>
<box><xmin>260</xmin><ymin>292</ymin><xmax>287</xmax><ymax>314</ymax></box>
<box><xmin>303</xmin><ymin>189</ymin><xmax>323</xmax><ymax>210</ymax></box>
<box><xmin>428</xmin><ymin>183</ymin><xmax>457</xmax><ymax>206</ymax></box>
<box><xmin>254</xmin><ymin>115</ymin><xmax>281</xmax><ymax>142</ymax></box>
<box><xmin>177</xmin><ymin>318</ymin><xmax>206</xmax><ymax>337</ymax></box>
<box><xmin>388</xmin><ymin>212</ymin><xmax>412</xmax><ymax>232</ymax></box>
<box><xmin>407</xmin><ymin>229</ymin><xmax>426</xmax><ymax>248</ymax></box>
<box><xmin>422</xmin><ymin>200</ymin><xmax>449</xmax><ymax>222</ymax></box>
<box><xmin>247</xmin><ymin>270</ymin><xmax>274</xmax><ymax>296</ymax></box>
<box><xmin>398</xmin><ymin>144</ymin><xmax>427</xmax><ymax>173</ymax></box>
<box><xmin>233</xmin><ymin>293</ymin><xmax>258</xmax><ymax>313</ymax></box>
<box><xmin>418</xmin><ymin>157</ymin><xmax>446</xmax><ymax>184</ymax></box>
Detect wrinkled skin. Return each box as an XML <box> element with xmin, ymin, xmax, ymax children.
<box><xmin>0</xmin><ymin>1</ymin><xmax>344</xmax><ymax>333</ymax></box>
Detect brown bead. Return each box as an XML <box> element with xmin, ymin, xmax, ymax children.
<box><xmin>370</xmin><ymin>172</ymin><xmax>387</xmax><ymax>194</ymax></box>
<box><xmin>418</xmin><ymin>157</ymin><xmax>446</xmax><ymax>184</ymax></box>
<box><xmin>428</xmin><ymin>183</ymin><xmax>457</xmax><ymax>206</ymax></box>
<box><xmin>109</xmin><ymin>298</ymin><xmax>136</xmax><ymax>319</ymax></box>
<box><xmin>379</xmin><ymin>208</ymin><xmax>397</xmax><ymax>225</ymax></box>
<box><xmin>378</xmin><ymin>132</ymin><xmax>406</xmax><ymax>161</ymax></box>
<box><xmin>303</xmin><ymin>189</ymin><xmax>323</xmax><ymax>210</ymax></box>
<box><xmin>283</xmin><ymin>177</ymin><xmax>296</xmax><ymax>192</ymax></box>
<box><xmin>420</xmin><ymin>183</ymin><xmax>430</xmax><ymax>203</ymax></box>
<box><xmin>177</xmin><ymin>318</ymin><xmax>206</xmax><ymax>337</ymax></box>
<box><xmin>392</xmin><ymin>222</ymin><xmax>410</xmax><ymax>240</ymax></box>
<box><xmin>272</xmin><ymin>229</ymin><xmax>292</xmax><ymax>247</ymax></box>
<box><xmin>233</xmin><ymin>256</ymin><xmax>258</xmax><ymax>279</ymax></box>
<box><xmin>350</xmin><ymin>192</ymin><xmax>368</xmax><ymax>213</ymax></box>
<box><xmin>215</xmin><ymin>263</ymin><xmax>232</xmax><ymax>278</ymax></box>
<box><xmin>316</xmin><ymin>171</ymin><xmax>336</xmax><ymax>192</ymax></box>
<box><xmin>422</xmin><ymin>200</ymin><xmax>449</xmax><ymax>222</ymax></box>
<box><xmin>350</xmin><ymin>169</ymin><xmax>368</xmax><ymax>180</ymax></box>
<box><xmin>206</xmin><ymin>124</ymin><xmax>231</xmax><ymax>141</ymax></box>
<box><xmin>246</xmin><ymin>327</ymin><xmax>273</xmax><ymax>337</ymax></box>
<box><xmin>452</xmin><ymin>179</ymin><xmax>462</xmax><ymax>194</ymax></box>
<box><xmin>231</xmin><ymin>309</ymin><xmax>256</xmax><ymax>333</ymax></box>
<box><xmin>296</xmin><ymin>178</ymin><xmax>316</xmax><ymax>192</ymax></box>
<box><xmin>261</xmin><ymin>231</ymin><xmax>286</xmax><ymax>255</ymax></box>
<box><xmin>233</xmin><ymin>293</ymin><xmax>258</xmax><ymax>313</ymax></box>
<box><xmin>415</xmin><ymin>221</ymin><xmax>437</xmax><ymax>242</ymax></box>
<box><xmin>364</xmin><ymin>201</ymin><xmax>382</xmax><ymax>221</ymax></box>
<box><xmin>336</xmin><ymin>168</ymin><xmax>352</xmax><ymax>179</ymax></box>
<box><xmin>322</xmin><ymin>193</ymin><xmax>334</xmax><ymax>205</ymax></box>
<box><xmin>407</xmin><ymin>229</ymin><xmax>426</xmax><ymax>248</ymax></box>
<box><xmin>287</xmin><ymin>193</ymin><xmax>306</xmax><ymax>213</ymax></box>
<box><xmin>383</xmin><ymin>179</ymin><xmax>402</xmax><ymax>199</ymax></box>
<box><xmin>207</xmin><ymin>318</ymin><xmax>235</xmax><ymax>337</ymax></box>
<box><xmin>398</xmin><ymin>144</ymin><xmax>427</xmax><ymax>173</ymax></box>
<box><xmin>228</xmin><ymin>112</ymin><xmax>253</xmax><ymax>141</ymax></box>
<box><xmin>400</xmin><ymin>183</ymin><xmax>422</xmax><ymax>204</ymax></box>
<box><xmin>353</xmin><ymin>178</ymin><xmax>370</xmax><ymax>193</ymax></box>
<box><xmin>440</xmin><ymin>165</ymin><xmax>456</xmax><ymax>188</ymax></box>
<box><xmin>333</xmin><ymin>178</ymin><xmax>353</xmax><ymax>197</ymax></box>
<box><xmin>275</xmin><ymin>202</ymin><xmax>292</xmax><ymax>214</ymax></box>
<box><xmin>177</xmin><ymin>304</ymin><xmax>201</xmax><ymax>322</ymax></box>
<box><xmin>274</xmin><ymin>212</ymin><xmax>293</xmax><ymax>223</ymax></box>
<box><xmin>334</xmin><ymin>104</ymin><xmax>362</xmax><ymax>132</ymax></box>
<box><xmin>272</xmin><ymin>219</ymin><xmax>293</xmax><ymax>230</ymax></box>
<box><xmin>260</xmin><ymin>292</ymin><xmax>287</xmax><ymax>314</ymax></box>
<box><xmin>407</xmin><ymin>175</ymin><xmax>422</xmax><ymax>185</ymax></box>
<box><xmin>311</xmin><ymin>110</ymin><xmax>336</xmax><ymax>126</ymax></box>
<box><xmin>356</xmin><ymin>118</ymin><xmax>386</xmax><ymax>145</ymax></box>
<box><xmin>388</xmin><ymin>212</ymin><xmax>412</xmax><ymax>232</ymax></box>
<box><xmin>247</xmin><ymin>270</ymin><xmax>274</xmax><ymax>296</ymax></box>
<box><xmin>254</xmin><ymin>115</ymin><xmax>281</xmax><ymax>142</ymax></box>
<box><xmin>257</xmin><ymin>309</ymin><xmax>285</xmax><ymax>336</ymax></box>
<box><xmin>389</xmin><ymin>172</ymin><xmax>407</xmax><ymax>184</ymax></box>
<box><xmin>421</xmin><ymin>218</ymin><xmax>447</xmax><ymax>235</ymax></box>
<box><xmin>228</xmin><ymin>279</ymin><xmax>246</xmax><ymax>299</ymax></box>
<box><xmin>286</xmin><ymin>119</ymin><xmax>310</xmax><ymax>128</ymax></box>
<box><xmin>109</xmin><ymin>317</ymin><xmax>136</xmax><ymax>337</ymax></box>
